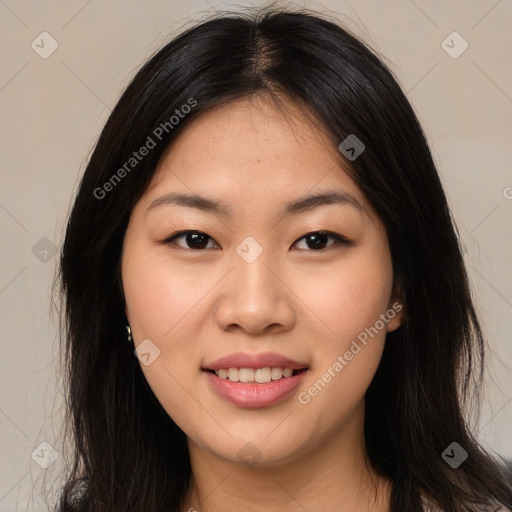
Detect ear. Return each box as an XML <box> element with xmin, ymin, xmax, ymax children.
<box><xmin>386</xmin><ymin>280</ymin><xmax>405</xmax><ymax>332</ymax></box>
<box><xmin>386</xmin><ymin>299</ymin><xmax>404</xmax><ymax>332</ymax></box>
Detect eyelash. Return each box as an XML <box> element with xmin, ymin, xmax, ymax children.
<box><xmin>162</xmin><ymin>230</ymin><xmax>352</xmax><ymax>252</ymax></box>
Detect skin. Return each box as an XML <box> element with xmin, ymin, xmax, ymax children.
<box><xmin>121</xmin><ymin>95</ymin><xmax>404</xmax><ymax>512</ymax></box>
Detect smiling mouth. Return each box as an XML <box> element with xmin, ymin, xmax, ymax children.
<box><xmin>202</xmin><ymin>366</ymin><xmax>309</xmax><ymax>408</ymax></box>
<box><xmin>203</xmin><ymin>367</ymin><xmax>308</xmax><ymax>384</ymax></box>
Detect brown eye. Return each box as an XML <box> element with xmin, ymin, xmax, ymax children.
<box><xmin>292</xmin><ymin>231</ymin><xmax>351</xmax><ymax>251</ymax></box>
<box><xmin>165</xmin><ymin>231</ymin><xmax>218</xmax><ymax>250</ymax></box>
<box><xmin>163</xmin><ymin>230</ymin><xmax>351</xmax><ymax>252</ymax></box>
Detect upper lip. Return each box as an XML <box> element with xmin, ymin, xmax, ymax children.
<box><xmin>203</xmin><ymin>352</ymin><xmax>309</xmax><ymax>371</ymax></box>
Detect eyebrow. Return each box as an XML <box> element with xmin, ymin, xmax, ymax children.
<box><xmin>146</xmin><ymin>190</ymin><xmax>362</xmax><ymax>217</ymax></box>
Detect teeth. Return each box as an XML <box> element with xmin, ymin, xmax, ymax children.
<box><xmin>271</xmin><ymin>367</ymin><xmax>283</xmax><ymax>380</ymax></box>
<box><xmin>214</xmin><ymin>367</ymin><xmax>298</xmax><ymax>383</ymax></box>
<box><xmin>239</xmin><ymin>368</ymin><xmax>254</xmax><ymax>382</ymax></box>
<box><xmin>255</xmin><ymin>367</ymin><xmax>271</xmax><ymax>383</ymax></box>
<box><xmin>227</xmin><ymin>368</ymin><xmax>238</xmax><ymax>381</ymax></box>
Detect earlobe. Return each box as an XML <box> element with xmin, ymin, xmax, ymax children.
<box><xmin>386</xmin><ymin>300</ymin><xmax>405</xmax><ymax>333</ymax></box>
<box><xmin>125</xmin><ymin>324</ymin><xmax>133</xmax><ymax>343</ymax></box>
<box><xmin>124</xmin><ymin>307</ymin><xmax>133</xmax><ymax>343</ymax></box>
<box><xmin>387</xmin><ymin>277</ymin><xmax>405</xmax><ymax>333</ymax></box>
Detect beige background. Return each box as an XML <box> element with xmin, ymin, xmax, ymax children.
<box><xmin>0</xmin><ymin>0</ymin><xmax>511</xmax><ymax>509</ymax></box>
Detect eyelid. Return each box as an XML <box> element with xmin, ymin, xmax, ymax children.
<box><xmin>297</xmin><ymin>230</ymin><xmax>353</xmax><ymax>245</ymax></box>
<box><xmin>162</xmin><ymin>230</ymin><xmax>353</xmax><ymax>251</ymax></box>
<box><xmin>292</xmin><ymin>230</ymin><xmax>353</xmax><ymax>251</ymax></box>
<box><xmin>161</xmin><ymin>230</ymin><xmax>220</xmax><ymax>249</ymax></box>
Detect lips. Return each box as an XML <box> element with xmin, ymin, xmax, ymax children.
<box><xmin>203</xmin><ymin>367</ymin><xmax>309</xmax><ymax>408</ymax></box>
<box><xmin>201</xmin><ymin>351</ymin><xmax>310</xmax><ymax>408</ymax></box>
<box><xmin>202</xmin><ymin>351</ymin><xmax>309</xmax><ymax>372</ymax></box>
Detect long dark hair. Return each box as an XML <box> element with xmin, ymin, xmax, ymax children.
<box><xmin>55</xmin><ymin>6</ymin><xmax>512</xmax><ymax>512</ymax></box>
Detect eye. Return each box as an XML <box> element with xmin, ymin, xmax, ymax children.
<box><xmin>163</xmin><ymin>230</ymin><xmax>351</xmax><ymax>251</ymax></box>
<box><xmin>164</xmin><ymin>231</ymin><xmax>219</xmax><ymax>250</ymax></box>
<box><xmin>292</xmin><ymin>231</ymin><xmax>351</xmax><ymax>251</ymax></box>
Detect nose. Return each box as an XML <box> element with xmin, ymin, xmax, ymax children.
<box><xmin>214</xmin><ymin>245</ymin><xmax>296</xmax><ymax>335</ymax></box>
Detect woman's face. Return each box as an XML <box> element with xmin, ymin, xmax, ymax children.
<box><xmin>121</xmin><ymin>96</ymin><xmax>403</xmax><ymax>467</ymax></box>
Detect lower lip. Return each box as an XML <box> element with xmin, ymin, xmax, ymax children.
<box><xmin>203</xmin><ymin>370</ymin><xmax>308</xmax><ymax>408</ymax></box>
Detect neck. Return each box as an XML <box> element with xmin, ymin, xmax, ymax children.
<box><xmin>182</xmin><ymin>402</ymin><xmax>391</xmax><ymax>512</ymax></box>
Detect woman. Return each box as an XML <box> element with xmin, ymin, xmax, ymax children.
<box><xmin>56</xmin><ymin>6</ymin><xmax>512</xmax><ymax>512</ymax></box>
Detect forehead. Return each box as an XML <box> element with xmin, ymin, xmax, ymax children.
<box><xmin>142</xmin><ymin>95</ymin><xmax>373</xmax><ymax>221</ymax></box>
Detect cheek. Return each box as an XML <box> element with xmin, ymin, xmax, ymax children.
<box><xmin>123</xmin><ymin>243</ymin><xmax>215</xmax><ymax>340</ymax></box>
<box><xmin>292</xmin><ymin>248</ymin><xmax>393</xmax><ymax>411</ymax></box>
<box><xmin>122</xmin><ymin>243</ymin><xmax>209</xmax><ymax>428</ymax></box>
<box><xmin>295</xmin><ymin>250</ymin><xmax>394</xmax><ymax>340</ymax></box>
